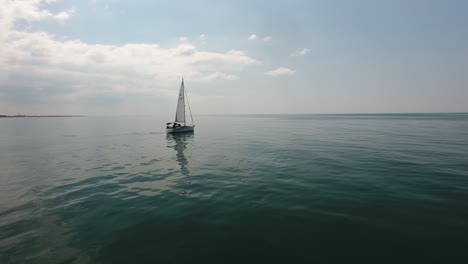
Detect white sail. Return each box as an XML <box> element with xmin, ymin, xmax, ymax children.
<box><xmin>175</xmin><ymin>79</ymin><xmax>185</xmax><ymax>123</ymax></box>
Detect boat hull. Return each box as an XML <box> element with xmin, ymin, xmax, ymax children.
<box><xmin>166</xmin><ymin>126</ymin><xmax>195</xmax><ymax>133</ymax></box>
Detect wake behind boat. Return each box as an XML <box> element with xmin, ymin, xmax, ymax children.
<box><xmin>166</xmin><ymin>79</ymin><xmax>195</xmax><ymax>133</ymax></box>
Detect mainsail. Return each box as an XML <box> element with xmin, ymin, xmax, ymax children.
<box><xmin>175</xmin><ymin>79</ymin><xmax>185</xmax><ymax>123</ymax></box>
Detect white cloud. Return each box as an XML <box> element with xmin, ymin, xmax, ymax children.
<box><xmin>248</xmin><ymin>34</ymin><xmax>272</xmax><ymax>43</ymax></box>
<box><xmin>54</xmin><ymin>10</ymin><xmax>72</xmax><ymax>21</ymax></box>
<box><xmin>265</xmin><ymin>67</ymin><xmax>296</xmax><ymax>77</ymax></box>
<box><xmin>248</xmin><ymin>34</ymin><xmax>257</xmax><ymax>40</ymax></box>
<box><xmin>291</xmin><ymin>48</ymin><xmax>310</xmax><ymax>57</ymax></box>
<box><xmin>201</xmin><ymin>72</ymin><xmax>239</xmax><ymax>82</ymax></box>
<box><xmin>0</xmin><ymin>0</ymin><xmax>259</xmax><ymax>106</ymax></box>
<box><xmin>179</xmin><ymin>36</ymin><xmax>188</xmax><ymax>41</ymax></box>
<box><xmin>199</xmin><ymin>34</ymin><xmax>206</xmax><ymax>40</ymax></box>
<box><xmin>0</xmin><ymin>0</ymin><xmax>67</xmax><ymax>25</ymax></box>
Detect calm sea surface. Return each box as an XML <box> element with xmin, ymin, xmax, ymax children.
<box><xmin>1</xmin><ymin>114</ymin><xmax>468</xmax><ymax>263</ymax></box>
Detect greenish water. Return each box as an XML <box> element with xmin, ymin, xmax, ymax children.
<box><xmin>1</xmin><ymin>114</ymin><xmax>468</xmax><ymax>263</ymax></box>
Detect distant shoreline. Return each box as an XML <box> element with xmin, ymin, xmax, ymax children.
<box><xmin>0</xmin><ymin>115</ymin><xmax>85</xmax><ymax>118</ymax></box>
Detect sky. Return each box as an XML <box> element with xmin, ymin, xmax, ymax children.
<box><xmin>1</xmin><ymin>0</ymin><xmax>467</xmax><ymax>115</ymax></box>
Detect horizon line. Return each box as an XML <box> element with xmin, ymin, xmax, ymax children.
<box><xmin>2</xmin><ymin>112</ymin><xmax>467</xmax><ymax>117</ymax></box>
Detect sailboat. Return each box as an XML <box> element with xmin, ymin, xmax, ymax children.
<box><xmin>166</xmin><ymin>79</ymin><xmax>195</xmax><ymax>133</ymax></box>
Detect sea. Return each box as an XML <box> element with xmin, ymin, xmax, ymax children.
<box><xmin>1</xmin><ymin>114</ymin><xmax>468</xmax><ymax>263</ymax></box>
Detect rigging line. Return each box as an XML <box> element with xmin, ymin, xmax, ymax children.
<box><xmin>185</xmin><ymin>88</ymin><xmax>194</xmax><ymax>126</ymax></box>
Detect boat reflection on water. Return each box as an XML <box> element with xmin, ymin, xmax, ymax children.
<box><xmin>166</xmin><ymin>133</ymin><xmax>194</xmax><ymax>176</ymax></box>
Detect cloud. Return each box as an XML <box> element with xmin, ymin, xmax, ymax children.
<box><xmin>201</xmin><ymin>72</ymin><xmax>239</xmax><ymax>82</ymax></box>
<box><xmin>290</xmin><ymin>48</ymin><xmax>310</xmax><ymax>57</ymax></box>
<box><xmin>0</xmin><ymin>0</ymin><xmax>68</xmax><ymax>27</ymax></box>
<box><xmin>54</xmin><ymin>10</ymin><xmax>72</xmax><ymax>21</ymax></box>
<box><xmin>265</xmin><ymin>67</ymin><xmax>296</xmax><ymax>77</ymax></box>
<box><xmin>248</xmin><ymin>34</ymin><xmax>272</xmax><ymax>43</ymax></box>
<box><xmin>179</xmin><ymin>36</ymin><xmax>188</xmax><ymax>41</ymax></box>
<box><xmin>0</xmin><ymin>0</ymin><xmax>259</xmax><ymax>105</ymax></box>
<box><xmin>199</xmin><ymin>34</ymin><xmax>206</xmax><ymax>40</ymax></box>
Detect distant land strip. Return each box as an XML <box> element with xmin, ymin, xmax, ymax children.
<box><xmin>0</xmin><ymin>115</ymin><xmax>85</xmax><ymax>118</ymax></box>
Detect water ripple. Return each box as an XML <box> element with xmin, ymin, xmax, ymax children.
<box><xmin>1</xmin><ymin>114</ymin><xmax>468</xmax><ymax>263</ymax></box>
